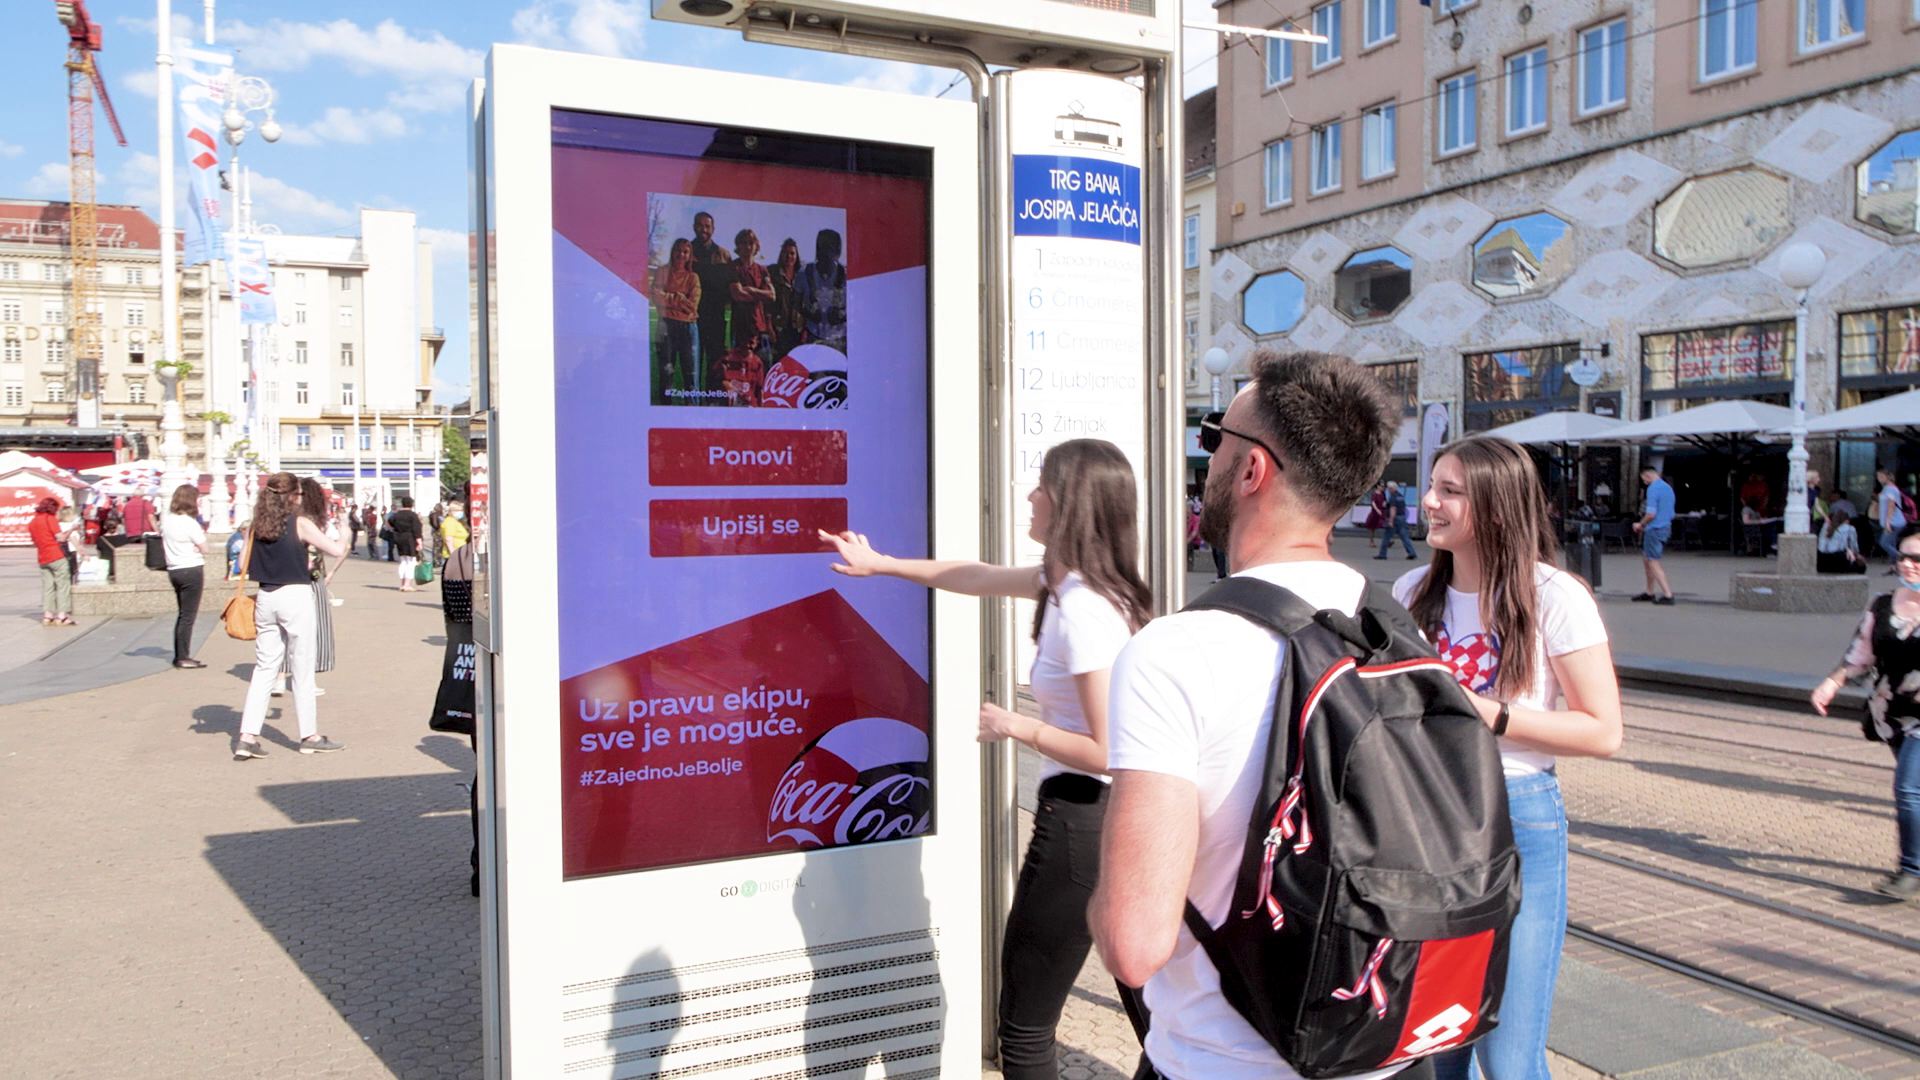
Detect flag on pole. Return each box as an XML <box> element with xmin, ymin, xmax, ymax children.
<box><xmin>230</xmin><ymin>236</ymin><xmax>276</xmax><ymax>326</ymax></box>
<box><xmin>176</xmin><ymin>44</ymin><xmax>233</xmax><ymax>267</ymax></box>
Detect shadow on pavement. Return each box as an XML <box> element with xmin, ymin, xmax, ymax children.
<box><xmin>1622</xmin><ymin>759</ymin><xmax>1891</xmax><ymax>814</ymax></box>
<box><xmin>1571</xmin><ymin>821</ymin><xmax>1893</xmax><ymax>899</ymax></box>
<box><xmin>204</xmin><ymin>768</ymin><xmax>483</xmax><ymax>1080</ymax></box>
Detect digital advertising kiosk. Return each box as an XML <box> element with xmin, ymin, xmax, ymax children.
<box><xmin>470</xmin><ymin>46</ymin><xmax>983</xmax><ymax>1077</ymax></box>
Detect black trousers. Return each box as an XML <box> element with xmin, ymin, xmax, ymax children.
<box><xmin>167</xmin><ymin>565</ymin><xmax>204</xmax><ymax>662</ymax></box>
<box><xmin>1000</xmin><ymin>774</ymin><xmax>1110</xmax><ymax>1080</ymax></box>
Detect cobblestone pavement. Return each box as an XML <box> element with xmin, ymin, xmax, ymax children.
<box><xmin>0</xmin><ymin>552</ymin><xmax>483</xmax><ymax>1080</ymax></box>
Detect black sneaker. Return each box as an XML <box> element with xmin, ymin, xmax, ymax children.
<box><xmin>233</xmin><ymin>738</ymin><xmax>269</xmax><ymax>760</ymax></box>
<box><xmin>1631</xmin><ymin>593</ymin><xmax>1655</xmax><ymax>602</ymax></box>
<box><xmin>1874</xmin><ymin>872</ymin><xmax>1920</xmax><ymax>900</ymax></box>
<box><xmin>1652</xmin><ymin>595</ymin><xmax>1676</xmax><ymax>606</ymax></box>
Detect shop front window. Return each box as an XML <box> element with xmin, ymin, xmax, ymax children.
<box><xmin>1462</xmin><ymin>343</ymin><xmax>1581</xmax><ymax>432</ymax></box>
<box><xmin>1641</xmin><ymin>320</ymin><xmax>1794</xmax><ymax>402</ymax></box>
<box><xmin>1366</xmin><ymin>359</ymin><xmax>1419</xmax><ymax>415</ymax></box>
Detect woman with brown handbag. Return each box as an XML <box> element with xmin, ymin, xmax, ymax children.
<box><xmin>232</xmin><ymin>473</ymin><xmax>349</xmax><ymax>760</ymax></box>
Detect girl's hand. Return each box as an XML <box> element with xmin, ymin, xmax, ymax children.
<box><xmin>819</xmin><ymin>529</ymin><xmax>889</xmax><ymax>576</ymax></box>
<box><xmin>978</xmin><ymin>702</ymin><xmax>1032</xmax><ymax>744</ymax></box>
<box><xmin>1811</xmin><ymin>676</ymin><xmax>1841</xmax><ymax>716</ymax></box>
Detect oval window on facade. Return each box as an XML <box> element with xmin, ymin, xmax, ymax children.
<box><xmin>1856</xmin><ymin>129</ymin><xmax>1920</xmax><ymax>237</ymax></box>
<box><xmin>1471</xmin><ymin>213</ymin><xmax>1573</xmax><ymax>298</ymax></box>
<box><xmin>1652</xmin><ymin>168</ymin><xmax>1791</xmax><ymax>269</ymax></box>
<box><xmin>1243</xmin><ymin>269</ymin><xmax>1307</xmax><ymax>336</ymax></box>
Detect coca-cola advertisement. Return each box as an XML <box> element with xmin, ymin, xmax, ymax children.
<box><xmin>551</xmin><ymin>109</ymin><xmax>932</xmax><ymax>877</ymax></box>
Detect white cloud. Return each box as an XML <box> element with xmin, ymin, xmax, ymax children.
<box><xmin>0</xmin><ymin>140</ymin><xmax>24</xmax><ymax>159</ymax></box>
<box><xmin>247</xmin><ymin>172</ymin><xmax>357</xmax><ymax>230</ymax></box>
<box><xmin>418</xmin><ymin>227</ymin><xmax>471</xmax><ymax>263</ymax></box>
<box><xmin>121</xmin><ymin>69</ymin><xmax>160</xmax><ymax>100</ymax></box>
<box><xmin>279</xmin><ymin>107</ymin><xmax>411</xmax><ymax>146</ymax></box>
<box><xmin>218</xmin><ymin>18</ymin><xmax>482</xmax><ymax>113</ymax></box>
<box><xmin>511</xmin><ymin>0</ymin><xmax>647</xmax><ymax>58</ymax></box>
<box><xmin>23</xmin><ymin>163</ymin><xmax>72</xmax><ymax>197</ymax></box>
<box><xmin>116</xmin><ymin>152</ymin><xmax>161</xmax><ymax>210</ymax></box>
<box><xmin>836</xmin><ymin>61</ymin><xmax>955</xmax><ymax>98</ymax></box>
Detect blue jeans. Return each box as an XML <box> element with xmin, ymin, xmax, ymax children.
<box><xmin>1433</xmin><ymin>771</ymin><xmax>1567</xmax><ymax>1080</ymax></box>
<box><xmin>1379</xmin><ymin>518</ymin><xmax>1415</xmax><ymax>557</ymax></box>
<box><xmin>1879</xmin><ymin>529</ymin><xmax>1901</xmax><ymax>563</ymax></box>
<box><xmin>1895</xmin><ymin>735</ymin><xmax>1920</xmax><ymax>877</ymax></box>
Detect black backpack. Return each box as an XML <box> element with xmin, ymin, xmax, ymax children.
<box><xmin>1180</xmin><ymin>577</ymin><xmax>1519</xmax><ymax>1078</ymax></box>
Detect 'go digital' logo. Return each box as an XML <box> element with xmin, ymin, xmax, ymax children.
<box><xmin>719</xmin><ymin>874</ymin><xmax>802</xmax><ymax>899</ymax></box>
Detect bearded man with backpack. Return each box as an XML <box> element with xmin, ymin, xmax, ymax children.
<box><xmin>1092</xmin><ymin>350</ymin><xmax>1520</xmax><ymax>1080</ymax></box>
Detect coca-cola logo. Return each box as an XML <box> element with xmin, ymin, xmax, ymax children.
<box><xmin>800</xmin><ymin>371</ymin><xmax>848</xmax><ymax>410</ymax></box>
<box><xmin>767</xmin><ymin>717</ymin><xmax>931</xmax><ymax>848</ymax></box>
<box><xmin>762</xmin><ymin>363</ymin><xmax>810</xmax><ymax>408</ymax></box>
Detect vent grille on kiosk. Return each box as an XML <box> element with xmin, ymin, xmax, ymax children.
<box><xmin>561</xmin><ymin>929</ymin><xmax>944</xmax><ymax>1078</ymax></box>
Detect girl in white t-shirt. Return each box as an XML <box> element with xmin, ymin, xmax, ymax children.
<box><xmin>1391</xmin><ymin>437</ymin><xmax>1622</xmax><ymax>1080</ymax></box>
<box><xmin>822</xmin><ymin>438</ymin><xmax>1152</xmax><ymax>1080</ymax></box>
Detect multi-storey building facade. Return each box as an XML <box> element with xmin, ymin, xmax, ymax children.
<box><xmin>0</xmin><ymin>200</ymin><xmax>211</xmax><ymax>465</ymax></box>
<box><xmin>210</xmin><ymin>208</ymin><xmax>448</xmax><ymax>504</ymax></box>
<box><xmin>1207</xmin><ymin>0</ymin><xmax>1919</xmax><ymax>509</ymax></box>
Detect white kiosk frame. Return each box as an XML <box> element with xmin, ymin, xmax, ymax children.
<box><xmin>470</xmin><ymin>45</ymin><xmax>982</xmax><ymax>1078</ymax></box>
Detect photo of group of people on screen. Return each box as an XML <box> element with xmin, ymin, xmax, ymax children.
<box><xmin>648</xmin><ymin>195</ymin><xmax>849</xmax><ymax>409</ymax></box>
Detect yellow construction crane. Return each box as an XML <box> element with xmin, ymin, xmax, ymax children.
<box><xmin>55</xmin><ymin>0</ymin><xmax>129</xmax><ymax>427</ymax></box>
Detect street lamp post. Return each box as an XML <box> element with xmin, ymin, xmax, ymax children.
<box><xmin>156</xmin><ymin>363</ymin><xmax>189</xmax><ymax>487</ymax></box>
<box><xmin>1202</xmin><ymin>346</ymin><xmax>1232</xmax><ymax>411</ymax></box>
<box><xmin>1778</xmin><ymin>242</ymin><xmax>1828</xmax><ymax>537</ymax></box>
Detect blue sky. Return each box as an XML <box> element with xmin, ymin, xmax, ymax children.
<box><xmin>1</xmin><ymin>1</ymin><xmax>1220</xmax><ymax>402</ymax></box>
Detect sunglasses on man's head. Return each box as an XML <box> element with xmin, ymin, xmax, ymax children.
<box><xmin>1199</xmin><ymin>411</ymin><xmax>1284</xmax><ymax>470</ymax></box>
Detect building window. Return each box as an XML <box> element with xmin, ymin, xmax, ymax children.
<box><xmin>296</xmin><ymin>426</ymin><xmax>312</xmax><ymax>450</ymax></box>
<box><xmin>1505</xmin><ymin>48</ymin><xmax>1549</xmax><ymax>136</ymax></box>
<box><xmin>46</xmin><ymin>380</ymin><xmax>66</xmax><ymax>403</ymax></box>
<box><xmin>1439</xmin><ymin>72</ymin><xmax>1478</xmax><ymax>155</ymax></box>
<box><xmin>359</xmin><ymin>426</ymin><xmax>372</xmax><ymax>451</ymax></box>
<box><xmin>1243</xmin><ymin>270</ymin><xmax>1307</xmax><ymax>335</ymax></box>
<box><xmin>340</xmin><ymin>342</ymin><xmax>355</xmax><ymax>366</ymax></box>
<box><xmin>1700</xmin><ymin>0</ymin><xmax>1758</xmax><ymax>81</ymax></box>
<box><xmin>1366</xmin><ymin>360</ymin><xmax>1421</xmax><ymax>415</ymax></box>
<box><xmin>1312</xmin><ymin>2</ymin><xmax>1343</xmax><ymax>67</ymax></box>
<box><xmin>294</xmin><ymin>271</ymin><xmax>306</xmax><ymax>291</ymax></box>
<box><xmin>125</xmin><ymin>266</ymin><xmax>144</xmax><ymax>286</ymax></box>
<box><xmin>46</xmin><ymin>338</ymin><xmax>66</xmax><ymax>364</ymax></box>
<box><xmin>1185</xmin><ymin>316</ymin><xmax>1200</xmax><ymax>365</ymax></box>
<box><xmin>1184</xmin><ymin>214</ymin><xmax>1200</xmax><ymax>269</ymax></box>
<box><xmin>1264</xmin><ymin>140</ymin><xmax>1293</xmax><ymax>207</ymax></box>
<box><xmin>1265</xmin><ymin>35</ymin><xmax>1293</xmax><ymax>86</ymax></box>
<box><xmin>128</xmin><ymin>380</ymin><xmax>146</xmax><ymax>404</ymax></box>
<box><xmin>1361</xmin><ymin>103</ymin><xmax>1396</xmax><ymax>180</ymax></box>
<box><xmin>339</xmin><ymin>307</ymin><xmax>353</xmax><ymax>328</ymax></box>
<box><xmin>383</xmin><ymin>428</ymin><xmax>398</xmax><ymax>451</ymax></box>
<box><xmin>1463</xmin><ymin>344</ymin><xmax>1582</xmax><ymax>431</ymax></box>
<box><xmin>125</xmin><ymin>303</ymin><xmax>146</xmax><ymax>327</ymax></box>
<box><xmin>1472</xmin><ymin>212</ymin><xmax>1575</xmax><ymax>298</ymax></box>
<box><xmin>295</xmin><ymin>381</ymin><xmax>310</xmax><ymax>405</ymax></box>
<box><xmin>43</xmin><ymin>301</ymin><xmax>64</xmax><ymax>324</ymax></box>
<box><xmin>1856</xmin><ymin>128</ymin><xmax>1920</xmax><ymax>237</ymax></box>
<box><xmin>3</xmin><ymin>340</ymin><xmax>19</xmax><ymax>365</ymax></box>
<box><xmin>1363</xmin><ymin>0</ymin><xmax>1395</xmax><ymax>47</ymax></box>
<box><xmin>1579</xmin><ymin>20</ymin><xmax>1628</xmax><ymax>114</ymax></box>
<box><xmin>294</xmin><ymin>340</ymin><xmax>308</xmax><ymax>364</ymax></box>
<box><xmin>128</xmin><ymin>346</ymin><xmax>144</xmax><ymax>365</ymax></box>
<box><xmin>3</xmin><ymin>383</ymin><xmax>20</xmax><ymax>407</ymax></box>
<box><xmin>330</xmin><ymin>426</ymin><xmax>345</xmax><ymax>450</ymax></box>
<box><xmin>1334</xmin><ymin>247</ymin><xmax>1414</xmax><ymax>320</ymax></box>
<box><xmin>341</xmin><ymin>382</ymin><xmax>356</xmax><ymax>407</ymax></box>
<box><xmin>1437</xmin><ymin>0</ymin><xmax>1475</xmax><ymax>10</ymax></box>
<box><xmin>1653</xmin><ymin>167</ymin><xmax>1790</xmax><ymax>268</ymax></box>
<box><xmin>83</xmin><ymin>268</ymin><xmax>101</xmax><ymax>286</ymax></box>
<box><xmin>294</xmin><ymin>303</ymin><xmax>307</xmax><ymax>325</ymax></box>
<box><xmin>1838</xmin><ymin>305</ymin><xmax>1920</xmax><ymax>384</ymax></box>
<box><xmin>0</xmin><ymin>263</ymin><xmax>17</xmax><ymax>281</ymax></box>
<box><xmin>340</xmin><ymin>275</ymin><xmax>353</xmax><ymax>292</ymax></box>
<box><xmin>1642</xmin><ymin>321</ymin><xmax>1794</xmax><ymax>400</ymax></box>
<box><xmin>1310</xmin><ymin>123</ymin><xmax>1343</xmax><ymax>194</ymax></box>
<box><xmin>240</xmin><ymin>379</ymin><xmax>250</xmax><ymax>406</ymax></box>
<box><xmin>42</xmin><ymin>264</ymin><xmax>62</xmax><ymax>282</ymax></box>
<box><xmin>1</xmin><ymin>299</ymin><xmax>19</xmax><ymax>322</ymax></box>
<box><xmin>1799</xmin><ymin>0</ymin><xmax>1863</xmax><ymax>52</ymax></box>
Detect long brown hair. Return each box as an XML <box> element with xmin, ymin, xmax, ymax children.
<box><xmin>250</xmin><ymin>472</ymin><xmax>302</xmax><ymax>542</ymax></box>
<box><xmin>1030</xmin><ymin>439</ymin><xmax>1154</xmax><ymax>641</ymax></box>
<box><xmin>298</xmin><ymin>477</ymin><xmax>330</xmax><ymax>523</ymax></box>
<box><xmin>169</xmin><ymin>483</ymin><xmax>198</xmax><ymax>516</ymax></box>
<box><xmin>1406</xmin><ymin>437</ymin><xmax>1560</xmax><ymax>700</ymax></box>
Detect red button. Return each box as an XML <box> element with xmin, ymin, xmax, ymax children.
<box><xmin>650</xmin><ymin>498</ymin><xmax>848</xmax><ymax>558</ymax></box>
<box><xmin>649</xmin><ymin>429</ymin><xmax>848</xmax><ymax>487</ymax></box>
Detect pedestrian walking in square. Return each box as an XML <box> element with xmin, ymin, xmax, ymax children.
<box><xmin>232</xmin><ymin>473</ymin><xmax>349</xmax><ymax>760</ymax></box>
<box><xmin>1373</xmin><ymin>480</ymin><xmax>1416</xmax><ymax>560</ymax></box>
<box><xmin>161</xmin><ymin>484</ymin><xmax>208</xmax><ymax>668</ymax></box>
<box><xmin>1631</xmin><ymin>465</ymin><xmax>1676</xmax><ymax>604</ymax></box>
<box><xmin>1812</xmin><ymin>523</ymin><xmax>1920</xmax><ymax>901</ymax></box>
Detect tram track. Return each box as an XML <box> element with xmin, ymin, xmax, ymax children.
<box><xmin>1565</xmin><ymin>845</ymin><xmax>1920</xmax><ymax>1061</ymax></box>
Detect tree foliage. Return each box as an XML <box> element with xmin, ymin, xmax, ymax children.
<box><xmin>441</xmin><ymin>424</ymin><xmax>471</xmax><ymax>500</ymax></box>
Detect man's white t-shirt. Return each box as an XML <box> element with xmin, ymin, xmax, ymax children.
<box><xmin>1029</xmin><ymin>571</ymin><xmax>1132</xmax><ymax>783</ymax></box>
<box><xmin>1107</xmin><ymin>560</ymin><xmax>1403</xmax><ymax>1080</ymax></box>
<box><xmin>1391</xmin><ymin>563</ymin><xmax>1608</xmax><ymax>777</ymax></box>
